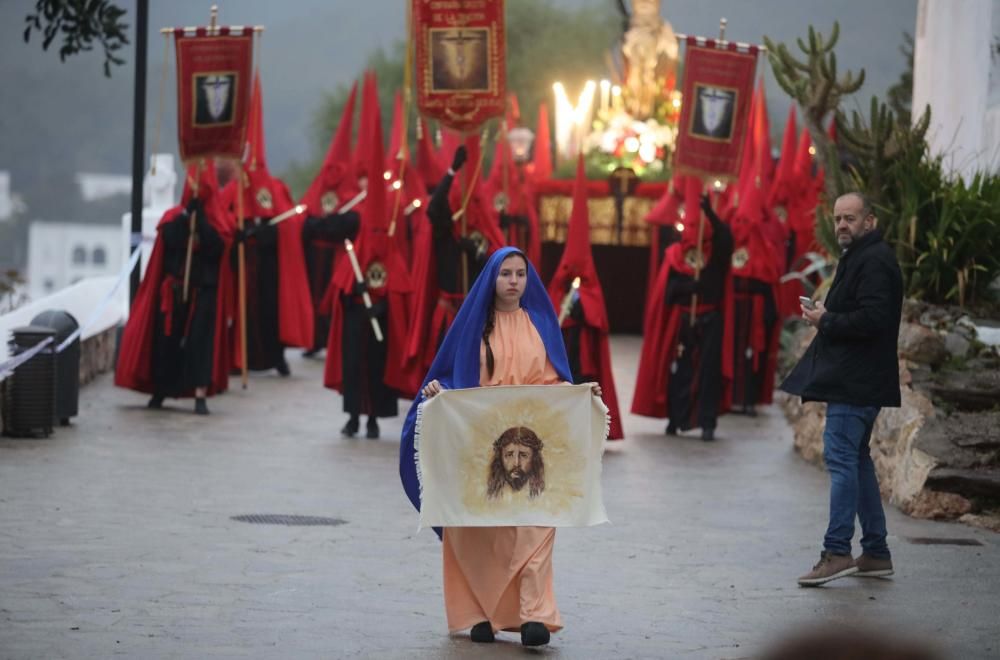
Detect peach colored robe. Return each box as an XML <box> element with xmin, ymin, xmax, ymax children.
<box><xmin>442</xmin><ymin>308</ymin><xmax>564</xmax><ymax>634</ymax></box>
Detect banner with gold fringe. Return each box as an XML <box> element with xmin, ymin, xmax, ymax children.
<box><xmin>674</xmin><ymin>38</ymin><xmax>758</xmax><ymax>181</ymax></box>
<box><xmin>412</xmin><ymin>0</ymin><xmax>506</xmax><ymax>133</ymax></box>
<box><xmin>174</xmin><ymin>27</ymin><xmax>254</xmax><ymax>162</ymax></box>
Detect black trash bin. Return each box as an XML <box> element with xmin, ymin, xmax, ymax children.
<box><xmin>1</xmin><ymin>326</ymin><xmax>57</xmax><ymax>438</ymax></box>
<box><xmin>31</xmin><ymin>310</ymin><xmax>80</xmax><ymax>425</ymax></box>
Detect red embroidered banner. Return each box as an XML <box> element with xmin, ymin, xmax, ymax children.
<box><xmin>674</xmin><ymin>39</ymin><xmax>758</xmax><ymax>181</ymax></box>
<box><xmin>413</xmin><ymin>0</ymin><xmax>506</xmax><ymax>133</ymax></box>
<box><xmin>174</xmin><ymin>28</ymin><xmax>253</xmax><ymax>162</ymax></box>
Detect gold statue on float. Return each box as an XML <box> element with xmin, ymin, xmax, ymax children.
<box><xmin>621</xmin><ymin>0</ymin><xmax>679</xmax><ymax>119</ymax></box>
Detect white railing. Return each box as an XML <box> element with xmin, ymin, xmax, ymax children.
<box><xmin>0</xmin><ymin>265</ymin><xmax>131</xmax><ymax>365</ymax></box>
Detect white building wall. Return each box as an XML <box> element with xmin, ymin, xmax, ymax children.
<box><xmin>912</xmin><ymin>0</ymin><xmax>999</xmax><ymax>179</ymax></box>
<box><xmin>27</xmin><ymin>223</ymin><xmax>124</xmax><ymax>300</ymax></box>
<box><xmin>76</xmin><ymin>172</ymin><xmax>132</xmax><ymax>202</ymax></box>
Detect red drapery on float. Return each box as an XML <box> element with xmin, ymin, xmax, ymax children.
<box><xmin>174</xmin><ymin>27</ymin><xmax>254</xmax><ymax>161</ymax></box>
<box><xmin>413</xmin><ymin>0</ymin><xmax>506</xmax><ymax>133</ymax></box>
<box><xmin>674</xmin><ymin>38</ymin><xmax>758</xmax><ymax>182</ymax></box>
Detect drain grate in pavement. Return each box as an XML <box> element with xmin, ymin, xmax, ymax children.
<box><xmin>906</xmin><ymin>536</ymin><xmax>983</xmax><ymax>546</ymax></box>
<box><xmin>231</xmin><ymin>514</ymin><xmax>347</xmax><ymax>526</ymax></box>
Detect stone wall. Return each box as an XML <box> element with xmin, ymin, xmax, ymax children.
<box><xmin>79</xmin><ymin>326</ymin><xmax>117</xmax><ymax>385</ymax></box>
<box><xmin>778</xmin><ymin>302</ymin><xmax>1000</xmax><ymax>533</ymax></box>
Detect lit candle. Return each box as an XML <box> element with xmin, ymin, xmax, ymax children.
<box><xmin>600</xmin><ymin>79</ymin><xmax>610</xmax><ymax>115</ymax></box>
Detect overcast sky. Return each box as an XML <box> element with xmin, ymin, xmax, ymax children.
<box><xmin>1</xmin><ymin>0</ymin><xmax>917</xmax><ymax>186</ymax></box>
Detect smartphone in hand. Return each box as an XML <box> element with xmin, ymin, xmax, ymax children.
<box><xmin>799</xmin><ymin>296</ymin><xmax>817</xmax><ymax>311</ymax></box>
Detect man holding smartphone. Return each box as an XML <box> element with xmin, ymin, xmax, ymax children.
<box><xmin>781</xmin><ymin>192</ymin><xmax>903</xmax><ymax>587</ymax></box>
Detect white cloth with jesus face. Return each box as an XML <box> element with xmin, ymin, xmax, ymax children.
<box><xmin>416</xmin><ymin>383</ymin><xmax>609</xmax><ymax>529</ymax></box>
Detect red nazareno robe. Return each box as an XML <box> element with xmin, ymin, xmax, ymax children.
<box><xmin>115</xmin><ymin>163</ymin><xmax>235</xmax><ymax>396</ymax></box>
<box><xmin>632</xmin><ymin>185</ymin><xmax>735</xmax><ymax>419</ymax></box>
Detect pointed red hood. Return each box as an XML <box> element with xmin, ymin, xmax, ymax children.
<box><xmin>550</xmin><ymin>155</ymin><xmax>603</xmax><ymax>321</ymax></box>
<box><xmin>356</xmin><ymin>71</ymin><xmax>388</xmax><ymax>266</ymax></box>
<box><xmin>241</xmin><ymin>71</ymin><xmax>293</xmax><ymax>217</ymax></box>
<box><xmin>387</xmin><ymin>91</ymin><xmax>406</xmax><ymax>172</ymax></box>
<box><xmin>680</xmin><ymin>177</ymin><xmax>710</xmax><ymax>248</ymax></box>
<box><xmin>531</xmin><ymin>102</ymin><xmax>553</xmax><ymax>181</ymax></box>
<box><xmin>415</xmin><ymin>117</ymin><xmax>444</xmax><ymax>191</ymax></box>
<box><xmin>172</xmin><ymin>160</ymin><xmax>232</xmax><ymax>238</ymax></box>
<box><xmin>768</xmin><ymin>106</ymin><xmax>798</xmax><ymax>209</ymax></box>
<box><xmin>301</xmin><ymin>80</ymin><xmax>359</xmax><ymax>216</ymax></box>
<box><xmin>752</xmin><ymin>80</ymin><xmax>774</xmax><ymax>192</ymax></box>
<box><xmin>645</xmin><ymin>174</ymin><xmax>687</xmax><ymax>227</ymax></box>
<box><xmin>792</xmin><ymin>126</ymin><xmax>814</xmax><ymax>184</ymax></box>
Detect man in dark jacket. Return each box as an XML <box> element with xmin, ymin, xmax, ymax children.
<box><xmin>781</xmin><ymin>192</ymin><xmax>903</xmax><ymax>587</ymax></box>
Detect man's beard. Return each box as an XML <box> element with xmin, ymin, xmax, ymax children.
<box><xmin>505</xmin><ymin>469</ymin><xmax>528</xmax><ymax>491</ymax></box>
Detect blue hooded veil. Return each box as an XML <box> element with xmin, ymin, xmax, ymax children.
<box><xmin>399</xmin><ymin>247</ymin><xmax>572</xmax><ymax>529</ymax></box>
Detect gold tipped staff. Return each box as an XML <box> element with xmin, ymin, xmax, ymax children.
<box><xmin>389</xmin><ymin>4</ymin><xmax>415</xmax><ymax>240</ymax></box>
<box><xmin>557</xmin><ymin>276</ymin><xmax>582</xmax><ymax>325</ymax></box>
<box><xmin>267</xmin><ymin>204</ymin><xmax>307</xmax><ymax>226</ymax></box>
<box><xmin>344</xmin><ymin>239</ymin><xmax>384</xmax><ymax>342</ymax></box>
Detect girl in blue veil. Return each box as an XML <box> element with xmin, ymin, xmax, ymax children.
<box><xmin>399</xmin><ymin>247</ymin><xmax>600</xmax><ymax>647</ymax></box>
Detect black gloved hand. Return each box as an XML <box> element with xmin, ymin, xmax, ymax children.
<box><xmin>498</xmin><ymin>212</ymin><xmax>512</xmax><ymax>230</ymax></box>
<box><xmin>366</xmin><ymin>298</ymin><xmax>387</xmax><ymax>319</ymax></box>
<box><xmin>185</xmin><ymin>197</ymin><xmax>205</xmax><ymax>220</ymax></box>
<box><xmin>458</xmin><ymin>236</ymin><xmax>480</xmax><ymax>256</ymax></box>
<box><xmin>352</xmin><ymin>280</ymin><xmax>368</xmax><ymax>297</ymax></box>
<box><xmin>451</xmin><ymin>146</ymin><xmax>468</xmax><ymax>172</ymax></box>
<box><xmin>233</xmin><ymin>223</ymin><xmax>259</xmax><ymax>243</ymax></box>
<box><xmin>699</xmin><ymin>193</ymin><xmax>713</xmax><ymax>216</ymax></box>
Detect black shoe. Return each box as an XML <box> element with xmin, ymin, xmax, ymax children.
<box><xmin>702</xmin><ymin>428</ymin><xmax>715</xmax><ymax>442</ymax></box>
<box><xmin>520</xmin><ymin>622</ymin><xmax>550</xmax><ymax>647</ymax></box>
<box><xmin>148</xmin><ymin>395</ymin><xmax>165</xmax><ymax>409</ymax></box>
<box><xmin>194</xmin><ymin>398</ymin><xmax>209</xmax><ymax>415</ymax></box>
<box><xmin>665</xmin><ymin>422</ymin><xmax>677</xmax><ymax>436</ymax></box>
<box><xmin>366</xmin><ymin>417</ymin><xmax>380</xmax><ymax>439</ymax></box>
<box><xmin>276</xmin><ymin>358</ymin><xmax>291</xmax><ymax>377</ymax></box>
<box><xmin>470</xmin><ymin>621</ymin><xmax>495</xmax><ymax>643</ymax></box>
<box><xmin>341</xmin><ymin>416</ymin><xmax>359</xmax><ymax>438</ymax></box>
<box><xmin>302</xmin><ymin>348</ymin><xmax>319</xmax><ymax>358</ymax></box>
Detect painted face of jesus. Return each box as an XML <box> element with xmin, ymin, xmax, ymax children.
<box><xmin>502</xmin><ymin>442</ymin><xmax>535</xmax><ymax>490</ymax></box>
<box><xmin>495</xmin><ymin>253</ymin><xmax>528</xmax><ymax>309</ymax></box>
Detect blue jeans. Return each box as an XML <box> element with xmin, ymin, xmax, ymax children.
<box><xmin>822</xmin><ymin>403</ymin><xmax>891</xmax><ymax>558</ymax></box>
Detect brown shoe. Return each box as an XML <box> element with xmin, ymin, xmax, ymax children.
<box><xmin>797</xmin><ymin>552</ymin><xmax>857</xmax><ymax>586</ymax></box>
<box><xmin>854</xmin><ymin>554</ymin><xmax>894</xmax><ymax>578</ymax></box>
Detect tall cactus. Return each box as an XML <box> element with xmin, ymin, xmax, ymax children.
<box><xmin>836</xmin><ymin>96</ymin><xmax>931</xmax><ymax>206</ymax></box>
<box><xmin>764</xmin><ymin>22</ymin><xmax>865</xmax><ymax>203</ymax></box>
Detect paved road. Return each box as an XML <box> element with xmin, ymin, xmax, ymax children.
<box><xmin>1</xmin><ymin>337</ymin><xmax>997</xmax><ymax>659</ymax></box>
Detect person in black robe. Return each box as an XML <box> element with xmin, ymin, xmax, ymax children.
<box><xmin>664</xmin><ymin>195</ymin><xmax>734</xmax><ymax>441</ymax></box>
<box><xmin>426</xmin><ymin>146</ymin><xmax>490</xmax><ymax>312</ymax></box>
<box><xmin>233</xmin><ymin>219</ymin><xmax>288</xmax><ymax>375</ymax></box>
<box><xmin>301</xmin><ymin>209</ymin><xmax>360</xmax><ymax>356</ymax></box>
<box><xmin>149</xmin><ymin>198</ymin><xmax>224</xmax><ymax>414</ymax></box>
<box><xmin>337</xmin><ymin>276</ymin><xmax>397</xmax><ymax>438</ymax></box>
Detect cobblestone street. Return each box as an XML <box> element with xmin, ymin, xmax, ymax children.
<box><xmin>2</xmin><ymin>337</ymin><xmax>998</xmax><ymax>659</ymax></box>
